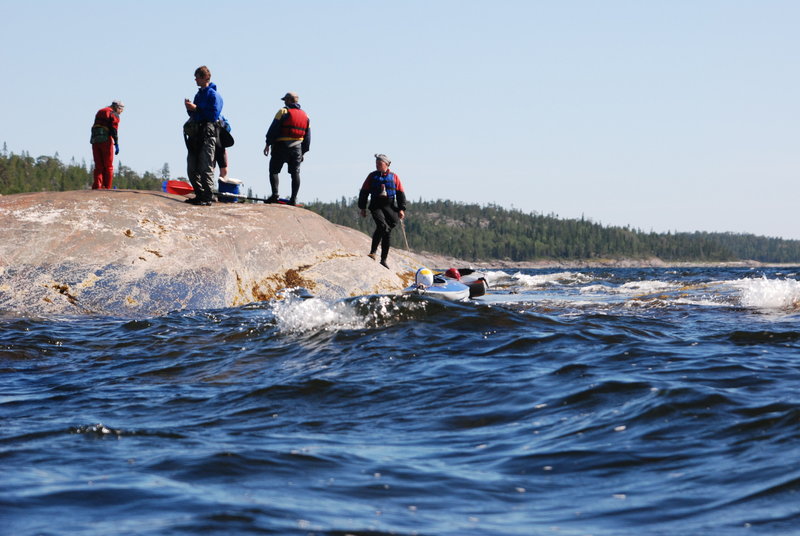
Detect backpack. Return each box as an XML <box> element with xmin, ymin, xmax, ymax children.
<box><xmin>90</xmin><ymin>126</ymin><xmax>109</xmax><ymax>144</ymax></box>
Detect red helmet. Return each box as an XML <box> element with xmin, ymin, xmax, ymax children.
<box><xmin>444</xmin><ymin>268</ymin><xmax>461</xmax><ymax>280</ymax></box>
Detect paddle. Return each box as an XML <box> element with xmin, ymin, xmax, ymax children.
<box><xmin>400</xmin><ymin>219</ymin><xmax>410</xmax><ymax>250</ymax></box>
<box><xmin>164</xmin><ymin>180</ymin><xmax>195</xmax><ymax>196</ymax></box>
<box><xmin>214</xmin><ymin>190</ymin><xmax>269</xmax><ymax>202</ymax></box>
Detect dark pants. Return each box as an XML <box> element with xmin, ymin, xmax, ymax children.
<box><xmin>269</xmin><ymin>141</ymin><xmax>303</xmax><ymax>200</ymax></box>
<box><xmin>370</xmin><ymin>206</ymin><xmax>400</xmax><ymax>262</ymax></box>
<box><xmin>187</xmin><ymin>123</ymin><xmax>218</xmax><ymax>202</ymax></box>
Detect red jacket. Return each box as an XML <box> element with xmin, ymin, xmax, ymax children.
<box><xmin>93</xmin><ymin>107</ymin><xmax>120</xmax><ymax>144</ymax></box>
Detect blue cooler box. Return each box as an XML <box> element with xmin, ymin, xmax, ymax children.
<box><xmin>218</xmin><ymin>178</ymin><xmax>243</xmax><ymax>202</ymax></box>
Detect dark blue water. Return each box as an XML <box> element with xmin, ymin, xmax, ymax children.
<box><xmin>2</xmin><ymin>267</ymin><xmax>800</xmax><ymax>535</ymax></box>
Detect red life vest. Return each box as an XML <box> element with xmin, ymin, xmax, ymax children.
<box><xmin>279</xmin><ymin>107</ymin><xmax>309</xmax><ymax>139</ymax></box>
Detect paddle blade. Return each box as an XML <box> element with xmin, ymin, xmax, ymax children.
<box><xmin>166</xmin><ymin>180</ymin><xmax>195</xmax><ymax>196</ymax></box>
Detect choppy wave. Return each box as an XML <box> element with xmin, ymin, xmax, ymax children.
<box><xmin>480</xmin><ymin>268</ymin><xmax>800</xmax><ymax>314</ymax></box>
<box><xmin>1</xmin><ymin>266</ymin><xmax>799</xmax><ymax>535</ymax></box>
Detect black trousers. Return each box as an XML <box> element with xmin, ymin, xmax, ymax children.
<box><xmin>268</xmin><ymin>141</ymin><xmax>303</xmax><ymax>199</ymax></box>
<box><xmin>370</xmin><ymin>206</ymin><xmax>400</xmax><ymax>261</ymax></box>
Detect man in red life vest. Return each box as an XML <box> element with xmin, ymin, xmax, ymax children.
<box><xmin>358</xmin><ymin>154</ymin><xmax>407</xmax><ymax>268</ymax></box>
<box><xmin>90</xmin><ymin>100</ymin><xmax>124</xmax><ymax>189</ymax></box>
<box><xmin>263</xmin><ymin>92</ymin><xmax>310</xmax><ymax>205</ymax></box>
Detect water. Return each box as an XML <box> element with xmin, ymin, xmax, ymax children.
<box><xmin>2</xmin><ymin>267</ymin><xmax>800</xmax><ymax>535</ymax></box>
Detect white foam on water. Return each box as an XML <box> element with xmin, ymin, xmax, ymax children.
<box><xmin>617</xmin><ymin>280</ymin><xmax>678</xmax><ymax>295</ymax></box>
<box><xmin>272</xmin><ymin>297</ymin><xmax>360</xmax><ymax>333</ymax></box>
<box><xmin>482</xmin><ymin>270</ymin><xmax>510</xmax><ymax>286</ymax></box>
<box><xmin>511</xmin><ymin>271</ymin><xmax>594</xmax><ymax>288</ymax></box>
<box><xmin>578</xmin><ymin>280</ymin><xmax>677</xmax><ymax>297</ymax></box>
<box><xmin>271</xmin><ymin>294</ymin><xmax>411</xmax><ymax>333</ymax></box>
<box><xmin>726</xmin><ymin>277</ymin><xmax>800</xmax><ymax>310</ymax></box>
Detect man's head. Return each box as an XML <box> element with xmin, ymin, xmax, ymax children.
<box><xmin>194</xmin><ymin>65</ymin><xmax>211</xmax><ymax>87</ymax></box>
<box><xmin>111</xmin><ymin>100</ymin><xmax>125</xmax><ymax>114</ymax></box>
<box><xmin>282</xmin><ymin>92</ymin><xmax>299</xmax><ymax>104</ymax></box>
<box><xmin>375</xmin><ymin>153</ymin><xmax>391</xmax><ymax>173</ymax></box>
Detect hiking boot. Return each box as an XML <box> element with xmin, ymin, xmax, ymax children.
<box><xmin>287</xmin><ymin>197</ymin><xmax>297</xmax><ymax>206</ymax></box>
<box><xmin>265</xmin><ymin>194</ymin><xmax>280</xmax><ymax>204</ymax></box>
<box><xmin>185</xmin><ymin>197</ymin><xmax>202</xmax><ymax>205</ymax></box>
<box><xmin>367</xmin><ymin>253</ymin><xmax>377</xmax><ymax>260</ymax></box>
<box><xmin>380</xmin><ymin>260</ymin><xmax>389</xmax><ymax>269</ymax></box>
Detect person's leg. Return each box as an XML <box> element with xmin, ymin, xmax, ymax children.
<box><xmin>370</xmin><ymin>208</ymin><xmax>393</xmax><ymax>263</ymax></box>
<box><xmin>370</xmin><ymin>227</ymin><xmax>381</xmax><ymax>258</ymax></box>
<box><xmin>379</xmin><ymin>208</ymin><xmax>399</xmax><ymax>264</ymax></box>
<box><xmin>186</xmin><ymin>142</ymin><xmax>203</xmax><ymax>204</ymax></box>
<box><xmin>91</xmin><ymin>144</ymin><xmax>104</xmax><ymax>189</ymax></box>
<box><xmin>92</xmin><ymin>140</ymin><xmax>113</xmax><ymax>189</ymax></box>
<box><xmin>102</xmin><ymin>141</ymin><xmax>115</xmax><ymax>189</ymax></box>
<box><xmin>286</xmin><ymin>143</ymin><xmax>303</xmax><ymax>204</ymax></box>
<box><xmin>216</xmin><ymin>146</ymin><xmax>228</xmax><ymax>178</ymax></box>
<box><xmin>197</xmin><ymin>123</ymin><xmax>217</xmax><ymax>203</ymax></box>
<box><xmin>267</xmin><ymin>144</ymin><xmax>286</xmax><ymax>201</ymax></box>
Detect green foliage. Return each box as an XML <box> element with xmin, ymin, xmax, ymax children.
<box><xmin>308</xmin><ymin>197</ymin><xmax>800</xmax><ymax>263</ymax></box>
<box><xmin>3</xmin><ymin>149</ymin><xmax>799</xmax><ymax>262</ymax></box>
<box><xmin>0</xmin><ymin>149</ymin><xmax>164</xmax><ymax>194</ymax></box>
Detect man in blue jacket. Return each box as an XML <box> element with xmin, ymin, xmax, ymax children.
<box><xmin>184</xmin><ymin>65</ymin><xmax>223</xmax><ymax>205</ymax></box>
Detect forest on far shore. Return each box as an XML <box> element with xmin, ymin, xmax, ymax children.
<box><xmin>3</xmin><ymin>147</ymin><xmax>800</xmax><ymax>263</ymax></box>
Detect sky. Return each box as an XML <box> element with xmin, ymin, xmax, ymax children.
<box><xmin>2</xmin><ymin>0</ymin><xmax>799</xmax><ymax>239</ymax></box>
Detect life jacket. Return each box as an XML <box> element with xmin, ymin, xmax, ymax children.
<box><xmin>370</xmin><ymin>172</ymin><xmax>397</xmax><ymax>200</ymax></box>
<box><xmin>278</xmin><ymin>108</ymin><xmax>309</xmax><ymax>139</ymax></box>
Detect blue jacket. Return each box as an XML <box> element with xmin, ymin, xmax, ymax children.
<box><xmin>190</xmin><ymin>82</ymin><xmax>223</xmax><ymax>122</ymax></box>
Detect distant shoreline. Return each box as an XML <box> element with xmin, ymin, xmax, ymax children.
<box><xmin>415</xmin><ymin>252</ymin><xmax>800</xmax><ymax>271</ymax></box>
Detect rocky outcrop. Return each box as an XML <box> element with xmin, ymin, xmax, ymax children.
<box><xmin>0</xmin><ymin>190</ymin><xmax>428</xmax><ymax>317</ymax></box>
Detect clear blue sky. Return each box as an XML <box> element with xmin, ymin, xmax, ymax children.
<box><xmin>3</xmin><ymin>1</ymin><xmax>799</xmax><ymax>239</ymax></box>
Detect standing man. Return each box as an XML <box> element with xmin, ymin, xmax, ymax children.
<box><xmin>90</xmin><ymin>100</ymin><xmax>124</xmax><ymax>189</ymax></box>
<box><xmin>263</xmin><ymin>92</ymin><xmax>310</xmax><ymax>205</ymax></box>
<box><xmin>184</xmin><ymin>65</ymin><xmax>223</xmax><ymax>206</ymax></box>
<box><xmin>358</xmin><ymin>153</ymin><xmax>407</xmax><ymax>268</ymax></box>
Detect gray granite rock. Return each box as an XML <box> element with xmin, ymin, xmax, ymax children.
<box><xmin>0</xmin><ymin>190</ymin><xmax>425</xmax><ymax>317</ymax></box>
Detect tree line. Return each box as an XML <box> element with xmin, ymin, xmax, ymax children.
<box><xmin>309</xmin><ymin>197</ymin><xmax>800</xmax><ymax>263</ymax></box>
<box><xmin>0</xmin><ymin>145</ymin><xmax>164</xmax><ymax>194</ymax></box>
<box><xmin>2</xmin><ymin>147</ymin><xmax>799</xmax><ymax>263</ymax></box>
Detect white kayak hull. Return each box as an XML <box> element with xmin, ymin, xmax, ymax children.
<box><xmin>403</xmin><ymin>279</ymin><xmax>471</xmax><ymax>301</ymax></box>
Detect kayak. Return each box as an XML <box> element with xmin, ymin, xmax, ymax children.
<box><xmin>443</xmin><ymin>268</ymin><xmax>488</xmax><ymax>299</ymax></box>
<box><xmin>403</xmin><ymin>268</ymin><xmax>471</xmax><ymax>301</ymax></box>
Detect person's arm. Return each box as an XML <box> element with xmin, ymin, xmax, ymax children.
<box><xmin>358</xmin><ymin>174</ymin><xmax>372</xmax><ymax>216</ymax></box>
<box><xmin>301</xmin><ymin>120</ymin><xmax>310</xmax><ymax>154</ymax></box>
<box><xmin>394</xmin><ymin>175</ymin><xmax>407</xmax><ymax>215</ymax></box>
<box><xmin>209</xmin><ymin>88</ymin><xmax>223</xmax><ymax>121</ymax></box>
<box><xmin>265</xmin><ymin>109</ymin><xmax>286</xmax><ymax>146</ymax></box>
<box><xmin>109</xmin><ymin>112</ymin><xmax>120</xmax><ymax>146</ymax></box>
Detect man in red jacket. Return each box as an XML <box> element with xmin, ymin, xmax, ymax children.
<box><xmin>90</xmin><ymin>100</ymin><xmax>124</xmax><ymax>189</ymax></box>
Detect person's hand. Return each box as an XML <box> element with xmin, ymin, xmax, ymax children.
<box><xmin>360</xmin><ymin>209</ymin><xmax>367</xmax><ymax>218</ymax></box>
<box><xmin>399</xmin><ymin>210</ymin><xmax>405</xmax><ymax>220</ymax></box>
<box><xmin>184</xmin><ymin>98</ymin><xmax>195</xmax><ymax>112</ymax></box>
<box><xmin>263</xmin><ymin>144</ymin><xmax>270</xmax><ymax>157</ymax></box>
<box><xmin>115</xmin><ymin>144</ymin><xmax>120</xmax><ymax>155</ymax></box>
